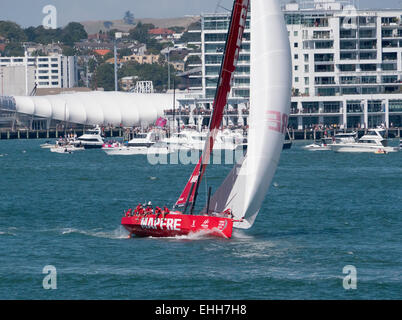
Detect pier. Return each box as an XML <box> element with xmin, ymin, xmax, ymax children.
<box><xmin>0</xmin><ymin>127</ymin><xmax>400</xmax><ymax>141</ymax></box>
<box><xmin>0</xmin><ymin>127</ymin><xmax>125</xmax><ymax>140</ymax></box>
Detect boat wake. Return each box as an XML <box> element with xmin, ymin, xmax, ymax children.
<box><xmin>60</xmin><ymin>226</ymin><xmax>129</xmax><ymax>240</ymax></box>
<box><xmin>148</xmin><ymin>228</ymin><xmax>230</xmax><ymax>241</ymax></box>
<box><xmin>0</xmin><ymin>229</ymin><xmax>17</xmax><ymax>236</ymax></box>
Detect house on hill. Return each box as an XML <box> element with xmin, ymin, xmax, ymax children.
<box><xmin>148</xmin><ymin>28</ymin><xmax>175</xmax><ymax>40</ymax></box>
<box><xmin>88</xmin><ymin>33</ymin><xmax>110</xmax><ymax>41</ymax></box>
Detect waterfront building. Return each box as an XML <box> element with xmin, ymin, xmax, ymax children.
<box><xmin>0</xmin><ymin>54</ymin><xmax>78</xmax><ymax>91</ymax></box>
<box><xmin>184</xmin><ymin>0</ymin><xmax>402</xmax><ymax>129</ymax></box>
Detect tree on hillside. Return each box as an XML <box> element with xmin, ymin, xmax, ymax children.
<box><xmin>4</xmin><ymin>43</ymin><xmax>24</xmax><ymax>56</ymax></box>
<box><xmin>118</xmin><ymin>47</ymin><xmax>132</xmax><ymax>58</ymax></box>
<box><xmin>128</xmin><ymin>22</ymin><xmax>155</xmax><ymax>44</ymax></box>
<box><xmin>118</xmin><ymin>61</ymin><xmax>184</xmax><ymax>92</ymax></box>
<box><xmin>0</xmin><ymin>21</ymin><xmax>27</xmax><ymax>42</ymax></box>
<box><xmin>123</xmin><ymin>11</ymin><xmax>135</xmax><ymax>25</ymax></box>
<box><xmin>94</xmin><ymin>63</ymin><xmax>115</xmax><ymax>91</ymax></box>
<box><xmin>25</xmin><ymin>26</ymin><xmax>62</xmax><ymax>44</ymax></box>
<box><xmin>22</xmin><ymin>23</ymin><xmax>86</xmax><ymax>46</ymax></box>
<box><xmin>61</xmin><ymin>22</ymin><xmax>88</xmax><ymax>46</ymax></box>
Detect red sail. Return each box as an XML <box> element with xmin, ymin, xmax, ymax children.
<box><xmin>174</xmin><ymin>0</ymin><xmax>250</xmax><ymax>208</ymax></box>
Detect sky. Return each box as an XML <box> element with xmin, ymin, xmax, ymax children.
<box><xmin>0</xmin><ymin>0</ymin><xmax>401</xmax><ymax>28</ymax></box>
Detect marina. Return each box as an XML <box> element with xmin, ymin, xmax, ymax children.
<box><xmin>0</xmin><ymin>126</ymin><xmax>401</xmax><ymax>141</ymax></box>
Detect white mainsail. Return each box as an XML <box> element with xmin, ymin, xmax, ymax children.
<box><xmin>207</xmin><ymin>0</ymin><xmax>292</xmax><ymax>229</ymax></box>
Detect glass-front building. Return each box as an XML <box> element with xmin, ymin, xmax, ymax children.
<box><xmin>186</xmin><ymin>0</ymin><xmax>402</xmax><ymax>129</ymax></box>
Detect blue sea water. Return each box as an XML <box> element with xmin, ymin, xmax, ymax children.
<box><xmin>0</xmin><ymin>139</ymin><xmax>401</xmax><ymax>300</ymax></box>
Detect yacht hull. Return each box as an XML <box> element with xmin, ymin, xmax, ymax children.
<box><xmin>331</xmin><ymin>145</ymin><xmax>399</xmax><ymax>153</ymax></box>
<box><xmin>81</xmin><ymin>144</ymin><xmax>104</xmax><ymax>149</ymax></box>
<box><xmin>122</xmin><ymin>212</ymin><xmax>233</xmax><ymax>238</ymax></box>
<box><xmin>103</xmin><ymin>146</ymin><xmax>173</xmax><ymax>155</ymax></box>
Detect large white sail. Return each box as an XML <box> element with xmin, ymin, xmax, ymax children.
<box><xmin>207</xmin><ymin>0</ymin><xmax>292</xmax><ymax>229</ymax></box>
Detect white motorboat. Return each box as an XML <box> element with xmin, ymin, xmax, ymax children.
<box><xmin>303</xmin><ymin>138</ymin><xmax>333</xmax><ymax>151</ymax></box>
<box><xmin>303</xmin><ymin>132</ymin><xmax>357</xmax><ymax>151</ymax></box>
<box><xmin>331</xmin><ymin>129</ymin><xmax>400</xmax><ymax>153</ymax></box>
<box><xmin>40</xmin><ymin>141</ymin><xmax>56</xmax><ymax>149</ymax></box>
<box><xmin>50</xmin><ymin>145</ymin><xmax>84</xmax><ymax>154</ymax></box>
<box><xmin>331</xmin><ymin>132</ymin><xmax>358</xmax><ymax>146</ymax></box>
<box><xmin>127</xmin><ymin>130</ymin><xmax>166</xmax><ymax>148</ymax></box>
<box><xmin>161</xmin><ymin>129</ymin><xmax>243</xmax><ymax>151</ymax></box>
<box><xmin>103</xmin><ymin>144</ymin><xmax>173</xmax><ymax>156</ymax></box>
<box><xmin>102</xmin><ymin>129</ymin><xmax>171</xmax><ymax>155</ymax></box>
<box><xmin>74</xmin><ymin>125</ymin><xmax>104</xmax><ymax>149</ymax></box>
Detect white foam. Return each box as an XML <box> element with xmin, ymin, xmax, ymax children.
<box><xmin>61</xmin><ymin>226</ymin><xmax>129</xmax><ymax>240</ymax></box>
<box><xmin>149</xmin><ymin>228</ymin><xmax>229</xmax><ymax>241</ymax></box>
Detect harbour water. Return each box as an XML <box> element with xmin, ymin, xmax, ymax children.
<box><xmin>0</xmin><ymin>139</ymin><xmax>401</xmax><ymax>300</ymax></box>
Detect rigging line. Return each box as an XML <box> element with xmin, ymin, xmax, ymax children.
<box><xmin>215</xmin><ymin>0</ymin><xmax>231</xmax><ymax>13</ymax></box>
<box><xmin>217</xmin><ymin>5</ymin><xmax>232</xmax><ymax>12</ymax></box>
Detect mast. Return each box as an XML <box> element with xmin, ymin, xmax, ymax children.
<box><xmin>174</xmin><ymin>0</ymin><xmax>250</xmax><ymax>210</ymax></box>
<box><xmin>204</xmin><ymin>0</ymin><xmax>292</xmax><ymax>229</ymax></box>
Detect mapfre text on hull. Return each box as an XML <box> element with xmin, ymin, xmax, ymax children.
<box><xmin>122</xmin><ymin>213</ymin><xmax>234</xmax><ymax>239</ymax></box>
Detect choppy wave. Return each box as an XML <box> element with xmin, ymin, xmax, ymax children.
<box><xmin>0</xmin><ymin>227</ymin><xmax>17</xmax><ymax>236</ymax></box>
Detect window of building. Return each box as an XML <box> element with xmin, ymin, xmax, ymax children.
<box><xmin>314</xmin><ymin>64</ymin><xmax>334</xmax><ymax>72</ymax></box>
<box><xmin>347</xmin><ymin>101</ymin><xmax>363</xmax><ymax>113</ymax></box>
<box><xmin>389</xmin><ymin>100</ymin><xmax>402</xmax><ymax>112</ymax></box>
<box><xmin>342</xmin><ymin>87</ymin><xmax>359</xmax><ymax>95</ymax></box>
<box><xmin>339</xmin><ymin>64</ymin><xmax>356</xmax><ymax>72</ymax></box>
<box><xmin>360</xmin><ymin>64</ymin><xmax>376</xmax><ymax>72</ymax></box>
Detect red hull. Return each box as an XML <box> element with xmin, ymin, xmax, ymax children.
<box><xmin>122</xmin><ymin>212</ymin><xmax>233</xmax><ymax>239</ymax></box>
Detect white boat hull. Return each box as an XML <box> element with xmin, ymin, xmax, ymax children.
<box><xmin>103</xmin><ymin>146</ymin><xmax>173</xmax><ymax>155</ymax></box>
<box><xmin>40</xmin><ymin>144</ymin><xmax>56</xmax><ymax>149</ymax></box>
<box><xmin>303</xmin><ymin>144</ymin><xmax>331</xmax><ymax>151</ymax></box>
<box><xmin>50</xmin><ymin>146</ymin><xmax>84</xmax><ymax>153</ymax></box>
<box><xmin>331</xmin><ymin>144</ymin><xmax>399</xmax><ymax>153</ymax></box>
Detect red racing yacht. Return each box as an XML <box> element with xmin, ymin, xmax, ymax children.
<box><xmin>122</xmin><ymin>0</ymin><xmax>292</xmax><ymax>239</ymax></box>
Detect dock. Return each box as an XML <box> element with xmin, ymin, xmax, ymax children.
<box><xmin>0</xmin><ymin>127</ymin><xmax>400</xmax><ymax>141</ymax></box>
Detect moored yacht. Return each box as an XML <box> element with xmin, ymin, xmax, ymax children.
<box><xmin>331</xmin><ymin>129</ymin><xmax>399</xmax><ymax>153</ymax></box>
<box><xmin>303</xmin><ymin>138</ymin><xmax>334</xmax><ymax>151</ymax></box>
<box><xmin>303</xmin><ymin>132</ymin><xmax>357</xmax><ymax>151</ymax></box>
<box><xmin>102</xmin><ymin>129</ymin><xmax>171</xmax><ymax>155</ymax></box>
<box><xmin>161</xmin><ymin>129</ymin><xmax>243</xmax><ymax>151</ymax></box>
<box><xmin>74</xmin><ymin>125</ymin><xmax>104</xmax><ymax>149</ymax></box>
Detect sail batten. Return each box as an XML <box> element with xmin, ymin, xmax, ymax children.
<box><xmin>207</xmin><ymin>0</ymin><xmax>292</xmax><ymax>229</ymax></box>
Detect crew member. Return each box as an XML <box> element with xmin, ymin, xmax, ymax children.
<box><xmin>162</xmin><ymin>206</ymin><xmax>170</xmax><ymax>219</ymax></box>
<box><xmin>223</xmin><ymin>208</ymin><xmax>233</xmax><ymax>218</ymax></box>
<box><xmin>155</xmin><ymin>206</ymin><xmax>162</xmax><ymax>218</ymax></box>
<box><xmin>125</xmin><ymin>208</ymin><xmax>132</xmax><ymax>217</ymax></box>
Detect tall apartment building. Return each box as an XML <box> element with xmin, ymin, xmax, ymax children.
<box><xmin>0</xmin><ymin>54</ymin><xmax>78</xmax><ymax>94</ymax></box>
<box><xmin>187</xmin><ymin>0</ymin><xmax>402</xmax><ymax>129</ymax></box>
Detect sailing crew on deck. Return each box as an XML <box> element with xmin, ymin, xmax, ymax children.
<box><xmin>145</xmin><ymin>202</ymin><xmax>153</xmax><ymax>215</ymax></box>
<box><xmin>162</xmin><ymin>206</ymin><xmax>170</xmax><ymax>219</ymax></box>
<box><xmin>155</xmin><ymin>206</ymin><xmax>162</xmax><ymax>219</ymax></box>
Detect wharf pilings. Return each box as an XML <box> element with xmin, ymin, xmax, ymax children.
<box><xmin>0</xmin><ymin>128</ymin><xmax>401</xmax><ymax>141</ymax></box>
